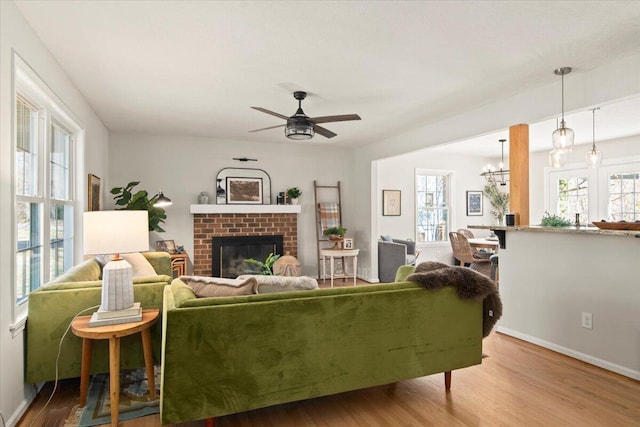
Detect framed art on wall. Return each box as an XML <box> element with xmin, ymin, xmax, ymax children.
<box><xmin>226</xmin><ymin>177</ymin><xmax>263</xmax><ymax>204</ymax></box>
<box><xmin>88</xmin><ymin>174</ymin><xmax>101</xmax><ymax>211</ymax></box>
<box><xmin>156</xmin><ymin>240</ymin><xmax>177</xmax><ymax>253</ymax></box>
<box><xmin>382</xmin><ymin>190</ymin><xmax>401</xmax><ymax>216</ymax></box>
<box><xmin>466</xmin><ymin>191</ymin><xmax>483</xmax><ymax>216</ymax></box>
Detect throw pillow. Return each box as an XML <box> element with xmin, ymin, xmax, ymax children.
<box><xmin>181</xmin><ymin>275</ymin><xmax>258</xmax><ymax>297</ymax></box>
<box><xmin>121</xmin><ymin>252</ymin><xmax>157</xmax><ymax>277</ymax></box>
<box><xmin>381</xmin><ymin>235</ymin><xmax>393</xmax><ymax>242</ymax></box>
<box><xmin>236</xmin><ymin>274</ymin><xmax>319</xmax><ymax>294</ymax></box>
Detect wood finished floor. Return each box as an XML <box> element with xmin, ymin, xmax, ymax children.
<box><xmin>18</xmin><ymin>281</ymin><xmax>640</xmax><ymax>427</ymax></box>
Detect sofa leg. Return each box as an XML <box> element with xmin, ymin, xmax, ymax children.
<box><xmin>205</xmin><ymin>417</ymin><xmax>216</xmax><ymax>427</ymax></box>
<box><xmin>444</xmin><ymin>371</ymin><xmax>451</xmax><ymax>391</ymax></box>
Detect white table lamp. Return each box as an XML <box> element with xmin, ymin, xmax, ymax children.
<box><xmin>83</xmin><ymin>210</ymin><xmax>149</xmax><ymax>311</ymax></box>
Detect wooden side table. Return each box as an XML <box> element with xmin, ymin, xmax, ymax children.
<box><xmin>71</xmin><ymin>309</ymin><xmax>160</xmax><ymax>427</ymax></box>
<box><xmin>320</xmin><ymin>248</ymin><xmax>360</xmax><ymax>287</ymax></box>
<box><xmin>170</xmin><ymin>253</ymin><xmax>188</xmax><ymax>277</ymax></box>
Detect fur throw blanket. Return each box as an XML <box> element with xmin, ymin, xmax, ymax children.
<box><xmin>407</xmin><ymin>261</ymin><xmax>502</xmax><ymax>338</ymax></box>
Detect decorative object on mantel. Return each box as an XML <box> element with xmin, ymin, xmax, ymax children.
<box><xmin>198</xmin><ymin>192</ymin><xmax>209</xmax><ymax>204</ymax></box>
<box><xmin>249</xmin><ymin>91</ymin><xmax>361</xmax><ymax>140</ymax></box>
<box><xmin>551</xmin><ymin>67</ymin><xmax>575</xmax><ymax>153</ymax></box>
<box><xmin>233</xmin><ymin>157</ymin><xmax>257</xmax><ymax>162</ymax></box>
<box><xmin>287</xmin><ymin>187</ymin><xmax>302</xmax><ymax>205</ymax></box>
<box><xmin>216</xmin><ymin>179</ymin><xmax>226</xmax><ymax>204</ymax></box>
<box><xmin>216</xmin><ymin>167</ymin><xmax>271</xmax><ymax>204</ymax></box>
<box><xmin>226</xmin><ymin>177</ymin><xmax>263</xmax><ymax>204</ymax></box>
<box><xmin>111</xmin><ymin>181</ymin><xmax>168</xmax><ymax>232</ymax></box>
<box><xmin>585</xmin><ymin>107</ymin><xmax>602</xmax><ymax>168</ymax></box>
<box><xmin>483</xmin><ymin>181</ymin><xmax>509</xmax><ymax>226</ymax></box>
<box><xmin>480</xmin><ymin>139</ymin><xmax>509</xmax><ymax>186</ymax></box>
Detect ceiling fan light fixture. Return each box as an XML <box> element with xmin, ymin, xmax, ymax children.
<box><xmin>285</xmin><ymin>117</ymin><xmax>314</xmax><ymax>140</ymax></box>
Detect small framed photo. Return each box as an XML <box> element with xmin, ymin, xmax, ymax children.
<box><xmin>156</xmin><ymin>240</ymin><xmax>177</xmax><ymax>254</ymax></box>
<box><xmin>226</xmin><ymin>177</ymin><xmax>263</xmax><ymax>204</ymax></box>
<box><xmin>343</xmin><ymin>238</ymin><xmax>354</xmax><ymax>250</ymax></box>
<box><xmin>466</xmin><ymin>191</ymin><xmax>483</xmax><ymax>216</ymax></box>
<box><xmin>382</xmin><ymin>190</ymin><xmax>401</xmax><ymax>216</ymax></box>
<box><xmin>88</xmin><ymin>174</ymin><xmax>101</xmax><ymax>211</ymax></box>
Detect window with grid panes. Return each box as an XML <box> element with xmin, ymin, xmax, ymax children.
<box><xmin>608</xmin><ymin>172</ymin><xmax>640</xmax><ymax>221</ymax></box>
<box><xmin>557</xmin><ymin>177</ymin><xmax>589</xmax><ymax>222</ymax></box>
<box><xmin>416</xmin><ymin>172</ymin><xmax>451</xmax><ymax>242</ymax></box>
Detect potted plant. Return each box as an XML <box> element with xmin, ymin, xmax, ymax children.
<box><xmin>483</xmin><ymin>182</ymin><xmax>509</xmax><ymax>226</ymax></box>
<box><xmin>110</xmin><ymin>181</ymin><xmax>167</xmax><ymax>232</ymax></box>
<box><xmin>286</xmin><ymin>187</ymin><xmax>302</xmax><ymax>205</ymax></box>
<box><xmin>244</xmin><ymin>252</ymin><xmax>281</xmax><ymax>275</ymax></box>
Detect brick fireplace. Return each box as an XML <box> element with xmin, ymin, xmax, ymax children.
<box><xmin>191</xmin><ymin>205</ymin><xmax>301</xmax><ymax>276</ymax></box>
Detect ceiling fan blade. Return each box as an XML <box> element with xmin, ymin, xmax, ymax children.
<box><xmin>249</xmin><ymin>124</ymin><xmax>286</xmax><ymax>133</ymax></box>
<box><xmin>313</xmin><ymin>124</ymin><xmax>337</xmax><ymax>139</ymax></box>
<box><xmin>309</xmin><ymin>114</ymin><xmax>361</xmax><ymax>124</ymax></box>
<box><xmin>251</xmin><ymin>107</ymin><xmax>289</xmax><ymax>121</ymax></box>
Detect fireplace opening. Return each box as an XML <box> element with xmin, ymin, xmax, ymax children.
<box><xmin>212</xmin><ymin>235</ymin><xmax>284</xmax><ymax>278</ymax></box>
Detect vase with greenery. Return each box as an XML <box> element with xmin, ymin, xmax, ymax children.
<box><xmin>244</xmin><ymin>252</ymin><xmax>281</xmax><ymax>275</ymax></box>
<box><xmin>287</xmin><ymin>187</ymin><xmax>302</xmax><ymax>205</ymax></box>
<box><xmin>110</xmin><ymin>181</ymin><xmax>167</xmax><ymax>232</ymax></box>
<box><xmin>323</xmin><ymin>226</ymin><xmax>347</xmax><ymax>239</ymax></box>
<box><xmin>540</xmin><ymin>211</ymin><xmax>573</xmax><ymax>227</ymax></box>
<box><xmin>483</xmin><ymin>182</ymin><xmax>509</xmax><ymax>226</ymax></box>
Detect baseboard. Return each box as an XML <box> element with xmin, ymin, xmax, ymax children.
<box><xmin>497</xmin><ymin>326</ymin><xmax>640</xmax><ymax>380</ymax></box>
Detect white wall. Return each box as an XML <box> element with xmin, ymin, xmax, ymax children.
<box><xmin>108</xmin><ymin>133</ymin><xmax>353</xmax><ymax>277</ymax></box>
<box><xmin>498</xmin><ymin>230</ymin><xmax>640</xmax><ymax>379</ymax></box>
<box><xmin>0</xmin><ymin>2</ymin><xmax>109</xmax><ymax>425</ymax></box>
<box><xmin>374</xmin><ymin>150</ymin><xmax>496</xmax><ymax>272</ymax></box>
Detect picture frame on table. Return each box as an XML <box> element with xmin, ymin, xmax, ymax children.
<box><xmin>466</xmin><ymin>191</ymin><xmax>483</xmax><ymax>216</ymax></box>
<box><xmin>156</xmin><ymin>240</ymin><xmax>177</xmax><ymax>254</ymax></box>
<box><xmin>343</xmin><ymin>238</ymin><xmax>354</xmax><ymax>250</ymax></box>
<box><xmin>88</xmin><ymin>174</ymin><xmax>101</xmax><ymax>211</ymax></box>
<box><xmin>382</xmin><ymin>189</ymin><xmax>401</xmax><ymax>216</ymax></box>
<box><xmin>226</xmin><ymin>177</ymin><xmax>263</xmax><ymax>204</ymax></box>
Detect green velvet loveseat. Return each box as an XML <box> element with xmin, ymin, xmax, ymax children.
<box><xmin>25</xmin><ymin>251</ymin><xmax>172</xmax><ymax>384</ymax></box>
<box><xmin>160</xmin><ymin>277</ymin><xmax>483</xmax><ymax>424</ymax></box>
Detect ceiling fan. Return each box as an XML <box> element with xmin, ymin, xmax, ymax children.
<box><xmin>250</xmin><ymin>91</ymin><xmax>361</xmax><ymax>140</ymax></box>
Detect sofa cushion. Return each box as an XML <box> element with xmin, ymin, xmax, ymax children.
<box><xmin>122</xmin><ymin>252</ymin><xmax>157</xmax><ymax>277</ymax></box>
<box><xmin>180</xmin><ymin>275</ymin><xmax>258</xmax><ymax>297</ymax></box>
<box><xmin>380</xmin><ymin>235</ymin><xmax>393</xmax><ymax>242</ymax></box>
<box><xmin>236</xmin><ymin>274</ymin><xmax>319</xmax><ymax>294</ymax></box>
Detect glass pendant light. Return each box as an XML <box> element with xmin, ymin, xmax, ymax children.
<box><xmin>549</xmin><ymin>149</ymin><xmax>567</xmax><ymax>168</ymax></box>
<box><xmin>552</xmin><ymin>67</ymin><xmax>575</xmax><ymax>153</ymax></box>
<box><xmin>585</xmin><ymin>107</ymin><xmax>602</xmax><ymax>168</ymax></box>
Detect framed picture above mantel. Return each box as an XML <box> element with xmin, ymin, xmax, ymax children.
<box><xmin>226</xmin><ymin>177</ymin><xmax>263</xmax><ymax>204</ymax></box>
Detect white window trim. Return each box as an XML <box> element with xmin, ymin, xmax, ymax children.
<box><xmin>13</xmin><ymin>53</ymin><xmax>85</xmax><ymax>325</ymax></box>
<box><xmin>415</xmin><ymin>168</ymin><xmax>456</xmax><ymax>245</ymax></box>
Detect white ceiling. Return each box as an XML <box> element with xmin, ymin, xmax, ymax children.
<box><xmin>15</xmin><ymin>1</ymin><xmax>640</xmax><ymax>154</ymax></box>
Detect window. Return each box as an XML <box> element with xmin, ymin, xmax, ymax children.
<box><xmin>608</xmin><ymin>172</ymin><xmax>639</xmax><ymax>221</ymax></box>
<box><xmin>416</xmin><ymin>170</ymin><xmax>452</xmax><ymax>242</ymax></box>
<box><xmin>557</xmin><ymin>177</ymin><xmax>589</xmax><ymax>222</ymax></box>
<box><xmin>14</xmin><ymin>65</ymin><xmax>79</xmax><ymax>313</ymax></box>
<box><xmin>546</xmin><ymin>159</ymin><xmax>640</xmax><ymax>224</ymax></box>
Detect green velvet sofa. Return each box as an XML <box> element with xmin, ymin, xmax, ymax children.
<box><xmin>160</xmin><ymin>276</ymin><xmax>483</xmax><ymax>424</ymax></box>
<box><xmin>26</xmin><ymin>251</ymin><xmax>172</xmax><ymax>384</ymax></box>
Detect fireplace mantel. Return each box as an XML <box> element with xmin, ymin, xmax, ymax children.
<box><xmin>190</xmin><ymin>204</ymin><xmax>301</xmax><ymax>214</ymax></box>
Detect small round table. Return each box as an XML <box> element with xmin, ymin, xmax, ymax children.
<box><xmin>71</xmin><ymin>309</ymin><xmax>160</xmax><ymax>427</ymax></box>
<box><xmin>320</xmin><ymin>248</ymin><xmax>360</xmax><ymax>287</ymax></box>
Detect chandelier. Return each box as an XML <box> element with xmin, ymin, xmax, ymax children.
<box><xmin>481</xmin><ymin>139</ymin><xmax>509</xmax><ymax>186</ymax></box>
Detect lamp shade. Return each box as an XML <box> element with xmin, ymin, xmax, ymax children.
<box><xmin>83</xmin><ymin>210</ymin><xmax>149</xmax><ymax>255</ymax></box>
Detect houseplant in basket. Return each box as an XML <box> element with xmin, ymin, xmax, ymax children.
<box><xmin>286</xmin><ymin>187</ymin><xmax>302</xmax><ymax>205</ymax></box>
<box><xmin>323</xmin><ymin>226</ymin><xmax>347</xmax><ymax>248</ymax></box>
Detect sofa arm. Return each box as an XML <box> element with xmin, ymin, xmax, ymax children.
<box><xmin>378</xmin><ymin>241</ymin><xmax>407</xmax><ymax>283</ymax></box>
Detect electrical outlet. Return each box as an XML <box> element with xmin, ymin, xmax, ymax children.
<box><xmin>436</xmin><ymin>250</ymin><xmax>441</xmax><ymax>258</ymax></box>
<box><xmin>581</xmin><ymin>312</ymin><xmax>593</xmax><ymax>329</ymax></box>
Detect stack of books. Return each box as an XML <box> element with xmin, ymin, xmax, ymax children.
<box><xmin>88</xmin><ymin>302</ymin><xmax>142</xmax><ymax>327</ymax></box>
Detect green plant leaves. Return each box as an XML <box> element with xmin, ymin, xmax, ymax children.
<box><xmin>110</xmin><ymin>182</ymin><xmax>166</xmax><ymax>232</ymax></box>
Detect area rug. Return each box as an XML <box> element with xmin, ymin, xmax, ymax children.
<box><xmin>64</xmin><ymin>365</ymin><xmax>160</xmax><ymax>426</ymax></box>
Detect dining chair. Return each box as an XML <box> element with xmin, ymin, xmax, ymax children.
<box><xmin>449</xmin><ymin>232</ymin><xmax>491</xmax><ymax>277</ymax></box>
